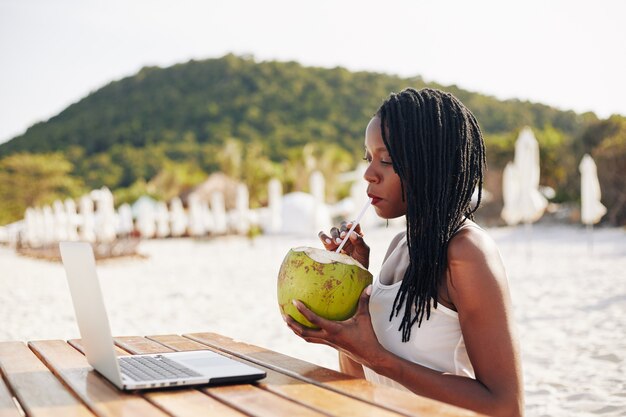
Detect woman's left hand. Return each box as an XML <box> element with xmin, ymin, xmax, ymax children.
<box><xmin>283</xmin><ymin>285</ymin><xmax>383</xmax><ymax>368</ymax></box>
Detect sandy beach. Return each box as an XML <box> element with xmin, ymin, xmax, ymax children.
<box><xmin>1</xmin><ymin>224</ymin><xmax>624</xmax><ymax>416</ymax></box>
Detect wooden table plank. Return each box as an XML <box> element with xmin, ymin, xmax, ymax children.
<box><xmin>0</xmin><ymin>372</ymin><xmax>24</xmax><ymax>417</ymax></box>
<box><xmin>142</xmin><ymin>389</ymin><xmax>248</xmax><ymax>417</ymax></box>
<box><xmin>114</xmin><ymin>337</ymin><xmax>171</xmax><ymax>355</ymax></box>
<box><xmin>209</xmin><ymin>383</ymin><xmax>328</xmax><ymax>417</ymax></box>
<box><xmin>147</xmin><ymin>335</ymin><xmax>407</xmax><ymax>417</ymax></box>
<box><xmin>28</xmin><ymin>340</ymin><xmax>170</xmax><ymax>417</ymax></box>
<box><xmin>67</xmin><ymin>340</ymin><xmax>129</xmax><ymax>357</ymax></box>
<box><xmin>185</xmin><ymin>332</ymin><xmax>480</xmax><ymax>417</ymax></box>
<box><xmin>0</xmin><ymin>341</ymin><xmax>94</xmax><ymax>417</ymax></box>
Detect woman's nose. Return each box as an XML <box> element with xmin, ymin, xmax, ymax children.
<box><xmin>363</xmin><ymin>163</ymin><xmax>378</xmax><ymax>183</ymax></box>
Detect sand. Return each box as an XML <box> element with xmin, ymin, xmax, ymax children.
<box><xmin>1</xmin><ymin>224</ymin><xmax>624</xmax><ymax>416</ymax></box>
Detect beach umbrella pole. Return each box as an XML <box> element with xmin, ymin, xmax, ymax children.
<box><xmin>586</xmin><ymin>224</ymin><xmax>594</xmax><ymax>255</ymax></box>
<box><xmin>525</xmin><ymin>221</ymin><xmax>533</xmax><ymax>261</ymax></box>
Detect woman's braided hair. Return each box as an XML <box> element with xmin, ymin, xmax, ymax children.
<box><xmin>377</xmin><ymin>88</ymin><xmax>486</xmax><ymax>342</ymax></box>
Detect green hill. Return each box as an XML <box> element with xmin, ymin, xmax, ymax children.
<box><xmin>0</xmin><ymin>53</ymin><xmax>592</xmax><ymax>159</ymax></box>
<box><xmin>1</xmin><ymin>54</ymin><xmax>625</xmax><ymax>226</ymax></box>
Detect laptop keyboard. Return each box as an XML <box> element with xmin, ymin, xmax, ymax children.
<box><xmin>119</xmin><ymin>355</ymin><xmax>202</xmax><ymax>382</ymax></box>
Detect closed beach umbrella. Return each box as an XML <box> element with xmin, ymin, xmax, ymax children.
<box><xmin>24</xmin><ymin>207</ymin><xmax>39</xmax><ymax>247</ymax></box>
<box><xmin>116</xmin><ymin>203</ymin><xmax>134</xmax><ymax>236</ymax></box>
<box><xmin>579</xmin><ymin>154</ymin><xmax>606</xmax><ymax>225</ymax></box>
<box><xmin>133</xmin><ymin>195</ymin><xmax>157</xmax><ymax>239</ymax></box>
<box><xmin>210</xmin><ymin>191</ymin><xmax>228</xmax><ymax>234</ymax></box>
<box><xmin>501</xmin><ymin>127</ymin><xmax>548</xmax><ymax>259</ymax></box>
<box><xmin>42</xmin><ymin>205</ymin><xmax>55</xmax><ymax>245</ymax></box>
<box><xmin>92</xmin><ymin>187</ymin><xmax>117</xmax><ymax>243</ymax></box>
<box><xmin>169</xmin><ymin>197</ymin><xmax>187</xmax><ymax>237</ymax></box>
<box><xmin>514</xmin><ymin>127</ymin><xmax>547</xmax><ymax>223</ymax></box>
<box><xmin>501</xmin><ymin>162</ymin><xmax>521</xmax><ymax>225</ymax></box>
<box><xmin>52</xmin><ymin>200</ymin><xmax>68</xmax><ymax>242</ymax></box>
<box><xmin>267</xmin><ymin>178</ymin><xmax>282</xmax><ymax>234</ymax></box>
<box><xmin>187</xmin><ymin>194</ymin><xmax>206</xmax><ymax>237</ymax></box>
<box><xmin>155</xmin><ymin>201</ymin><xmax>171</xmax><ymax>238</ymax></box>
<box><xmin>64</xmin><ymin>199</ymin><xmax>80</xmax><ymax>241</ymax></box>
<box><xmin>79</xmin><ymin>195</ymin><xmax>96</xmax><ymax>242</ymax></box>
<box><xmin>233</xmin><ymin>183</ymin><xmax>250</xmax><ymax>235</ymax></box>
<box><xmin>501</xmin><ymin>127</ymin><xmax>547</xmax><ymax>225</ymax></box>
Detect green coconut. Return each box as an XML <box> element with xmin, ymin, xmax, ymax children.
<box><xmin>277</xmin><ymin>246</ymin><xmax>373</xmax><ymax>328</ymax></box>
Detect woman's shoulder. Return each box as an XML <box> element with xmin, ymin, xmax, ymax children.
<box><xmin>448</xmin><ymin>220</ymin><xmax>498</xmax><ymax>263</ymax></box>
<box><xmin>447</xmin><ymin>221</ymin><xmax>507</xmax><ymax>287</ymax></box>
<box><xmin>446</xmin><ymin>221</ymin><xmax>509</xmax><ymax>310</ymax></box>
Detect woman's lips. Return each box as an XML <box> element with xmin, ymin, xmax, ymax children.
<box><xmin>369</xmin><ymin>195</ymin><xmax>382</xmax><ymax>205</ymax></box>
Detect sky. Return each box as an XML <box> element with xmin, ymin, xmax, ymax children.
<box><xmin>1</xmin><ymin>0</ymin><xmax>625</xmax><ymax>145</ymax></box>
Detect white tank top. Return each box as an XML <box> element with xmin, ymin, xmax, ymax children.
<box><xmin>363</xmin><ymin>234</ymin><xmax>475</xmax><ymax>390</ymax></box>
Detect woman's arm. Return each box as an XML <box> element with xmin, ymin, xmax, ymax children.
<box><xmin>287</xmin><ymin>228</ymin><xmax>524</xmax><ymax>416</ymax></box>
<box><xmin>448</xmin><ymin>228</ymin><xmax>524</xmax><ymax>415</ymax></box>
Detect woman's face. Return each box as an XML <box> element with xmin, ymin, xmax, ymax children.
<box><xmin>363</xmin><ymin>116</ymin><xmax>407</xmax><ymax>219</ymax></box>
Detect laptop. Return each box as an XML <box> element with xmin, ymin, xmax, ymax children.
<box><xmin>59</xmin><ymin>241</ymin><xmax>266</xmax><ymax>390</ymax></box>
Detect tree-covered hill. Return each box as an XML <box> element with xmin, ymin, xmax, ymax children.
<box><xmin>1</xmin><ymin>54</ymin><xmax>624</xmax><ymax>225</ymax></box>
<box><xmin>0</xmin><ymin>53</ymin><xmax>592</xmax><ymax>159</ymax></box>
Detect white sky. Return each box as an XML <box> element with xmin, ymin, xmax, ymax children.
<box><xmin>1</xmin><ymin>0</ymin><xmax>625</xmax><ymax>145</ymax></box>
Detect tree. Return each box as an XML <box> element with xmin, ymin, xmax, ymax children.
<box><xmin>147</xmin><ymin>161</ymin><xmax>207</xmax><ymax>202</ymax></box>
<box><xmin>0</xmin><ymin>153</ymin><xmax>84</xmax><ymax>225</ymax></box>
<box><xmin>593</xmin><ymin>118</ymin><xmax>626</xmax><ymax>225</ymax></box>
<box><xmin>240</xmin><ymin>141</ymin><xmax>279</xmax><ymax>207</ymax></box>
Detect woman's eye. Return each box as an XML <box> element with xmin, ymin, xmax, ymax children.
<box><xmin>362</xmin><ymin>156</ymin><xmax>392</xmax><ymax>166</ymax></box>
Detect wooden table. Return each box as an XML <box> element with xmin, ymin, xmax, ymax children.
<box><xmin>0</xmin><ymin>332</ymin><xmax>480</xmax><ymax>417</ymax></box>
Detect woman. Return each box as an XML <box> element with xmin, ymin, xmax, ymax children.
<box><xmin>285</xmin><ymin>88</ymin><xmax>524</xmax><ymax>416</ymax></box>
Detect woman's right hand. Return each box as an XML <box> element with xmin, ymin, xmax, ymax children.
<box><xmin>318</xmin><ymin>221</ymin><xmax>370</xmax><ymax>269</ymax></box>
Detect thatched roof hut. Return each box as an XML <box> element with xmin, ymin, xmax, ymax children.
<box><xmin>183</xmin><ymin>172</ymin><xmax>241</xmax><ymax>210</ymax></box>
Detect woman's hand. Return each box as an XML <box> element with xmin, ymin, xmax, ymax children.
<box><xmin>283</xmin><ymin>285</ymin><xmax>383</xmax><ymax>369</ymax></box>
<box><xmin>318</xmin><ymin>221</ymin><xmax>370</xmax><ymax>269</ymax></box>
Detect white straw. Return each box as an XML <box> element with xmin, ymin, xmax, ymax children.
<box><xmin>335</xmin><ymin>197</ymin><xmax>373</xmax><ymax>253</ymax></box>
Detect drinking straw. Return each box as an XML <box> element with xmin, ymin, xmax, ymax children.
<box><xmin>335</xmin><ymin>197</ymin><xmax>373</xmax><ymax>253</ymax></box>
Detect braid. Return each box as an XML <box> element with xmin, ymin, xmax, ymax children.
<box><xmin>377</xmin><ymin>88</ymin><xmax>486</xmax><ymax>342</ymax></box>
